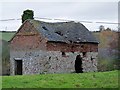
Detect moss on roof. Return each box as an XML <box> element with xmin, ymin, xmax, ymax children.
<box><xmin>29</xmin><ymin>19</ymin><xmax>98</xmax><ymax>44</ymax></box>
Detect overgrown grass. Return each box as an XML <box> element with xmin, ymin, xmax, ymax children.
<box><xmin>2</xmin><ymin>70</ymin><xmax>118</xmax><ymax>88</ymax></box>
<box><xmin>97</xmin><ymin>58</ymin><xmax>119</xmax><ymax>71</ymax></box>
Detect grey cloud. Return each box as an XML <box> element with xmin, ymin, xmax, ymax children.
<box><xmin>0</xmin><ymin>2</ymin><xmax>118</xmax><ymax>31</ymax></box>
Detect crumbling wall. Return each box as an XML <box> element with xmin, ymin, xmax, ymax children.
<box><xmin>10</xmin><ymin>21</ymin><xmax>98</xmax><ymax>75</ymax></box>
<box><xmin>10</xmin><ymin>49</ymin><xmax>98</xmax><ymax>75</ymax></box>
<box><xmin>82</xmin><ymin>52</ymin><xmax>98</xmax><ymax>72</ymax></box>
<box><xmin>47</xmin><ymin>42</ymin><xmax>98</xmax><ymax>52</ymax></box>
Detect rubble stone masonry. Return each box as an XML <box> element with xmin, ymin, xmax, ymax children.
<box><xmin>10</xmin><ymin>49</ymin><xmax>98</xmax><ymax>75</ymax></box>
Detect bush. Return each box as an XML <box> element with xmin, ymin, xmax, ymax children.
<box><xmin>97</xmin><ymin>58</ymin><xmax>119</xmax><ymax>72</ymax></box>
<box><xmin>22</xmin><ymin>9</ymin><xmax>34</xmax><ymax>23</ymax></box>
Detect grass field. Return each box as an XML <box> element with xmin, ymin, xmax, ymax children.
<box><xmin>0</xmin><ymin>32</ymin><xmax>15</xmax><ymax>41</ymax></box>
<box><xmin>0</xmin><ymin>76</ymin><xmax>2</xmax><ymax>90</ymax></box>
<box><xmin>2</xmin><ymin>70</ymin><xmax>118</xmax><ymax>88</ymax></box>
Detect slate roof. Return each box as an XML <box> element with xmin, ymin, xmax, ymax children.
<box><xmin>29</xmin><ymin>19</ymin><xmax>99</xmax><ymax>44</ymax></box>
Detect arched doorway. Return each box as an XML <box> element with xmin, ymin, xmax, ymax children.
<box><xmin>75</xmin><ymin>55</ymin><xmax>83</xmax><ymax>73</ymax></box>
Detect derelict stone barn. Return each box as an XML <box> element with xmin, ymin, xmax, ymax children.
<box><xmin>10</xmin><ymin>19</ymin><xmax>98</xmax><ymax>75</ymax></box>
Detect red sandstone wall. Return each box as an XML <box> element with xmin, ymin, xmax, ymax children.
<box><xmin>10</xmin><ymin>21</ymin><xmax>98</xmax><ymax>52</ymax></box>
<box><xmin>11</xmin><ymin>35</ymin><xmax>47</xmax><ymax>50</ymax></box>
<box><xmin>10</xmin><ymin>21</ymin><xmax>47</xmax><ymax>50</ymax></box>
<box><xmin>47</xmin><ymin>42</ymin><xmax>98</xmax><ymax>52</ymax></box>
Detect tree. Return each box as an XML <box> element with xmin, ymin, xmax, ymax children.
<box><xmin>22</xmin><ymin>9</ymin><xmax>34</xmax><ymax>23</ymax></box>
<box><xmin>106</xmin><ymin>27</ymin><xmax>111</xmax><ymax>31</ymax></box>
<box><xmin>99</xmin><ymin>25</ymin><xmax>105</xmax><ymax>31</ymax></box>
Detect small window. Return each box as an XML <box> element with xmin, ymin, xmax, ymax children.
<box><xmin>62</xmin><ymin>52</ymin><xmax>66</xmax><ymax>57</ymax></box>
<box><xmin>71</xmin><ymin>51</ymin><xmax>74</xmax><ymax>53</ymax></box>
<box><xmin>83</xmin><ymin>52</ymin><xmax>86</xmax><ymax>57</ymax></box>
<box><xmin>81</xmin><ymin>45</ymin><xmax>84</xmax><ymax>48</ymax></box>
<box><xmin>91</xmin><ymin>56</ymin><xmax>93</xmax><ymax>61</ymax></box>
<box><xmin>71</xmin><ymin>46</ymin><xmax>74</xmax><ymax>48</ymax></box>
<box><xmin>71</xmin><ymin>46</ymin><xmax>74</xmax><ymax>53</ymax></box>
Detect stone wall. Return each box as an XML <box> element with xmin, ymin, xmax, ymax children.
<box><xmin>10</xmin><ymin>50</ymin><xmax>98</xmax><ymax>75</ymax></box>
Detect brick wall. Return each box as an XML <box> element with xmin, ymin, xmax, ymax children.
<box><xmin>47</xmin><ymin>42</ymin><xmax>98</xmax><ymax>52</ymax></box>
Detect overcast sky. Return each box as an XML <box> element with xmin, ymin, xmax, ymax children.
<box><xmin>0</xmin><ymin>1</ymin><xmax>119</xmax><ymax>31</ymax></box>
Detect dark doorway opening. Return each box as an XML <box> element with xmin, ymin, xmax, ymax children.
<box><xmin>75</xmin><ymin>55</ymin><xmax>83</xmax><ymax>73</ymax></box>
<box><xmin>15</xmin><ymin>60</ymin><xmax>22</xmax><ymax>75</ymax></box>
